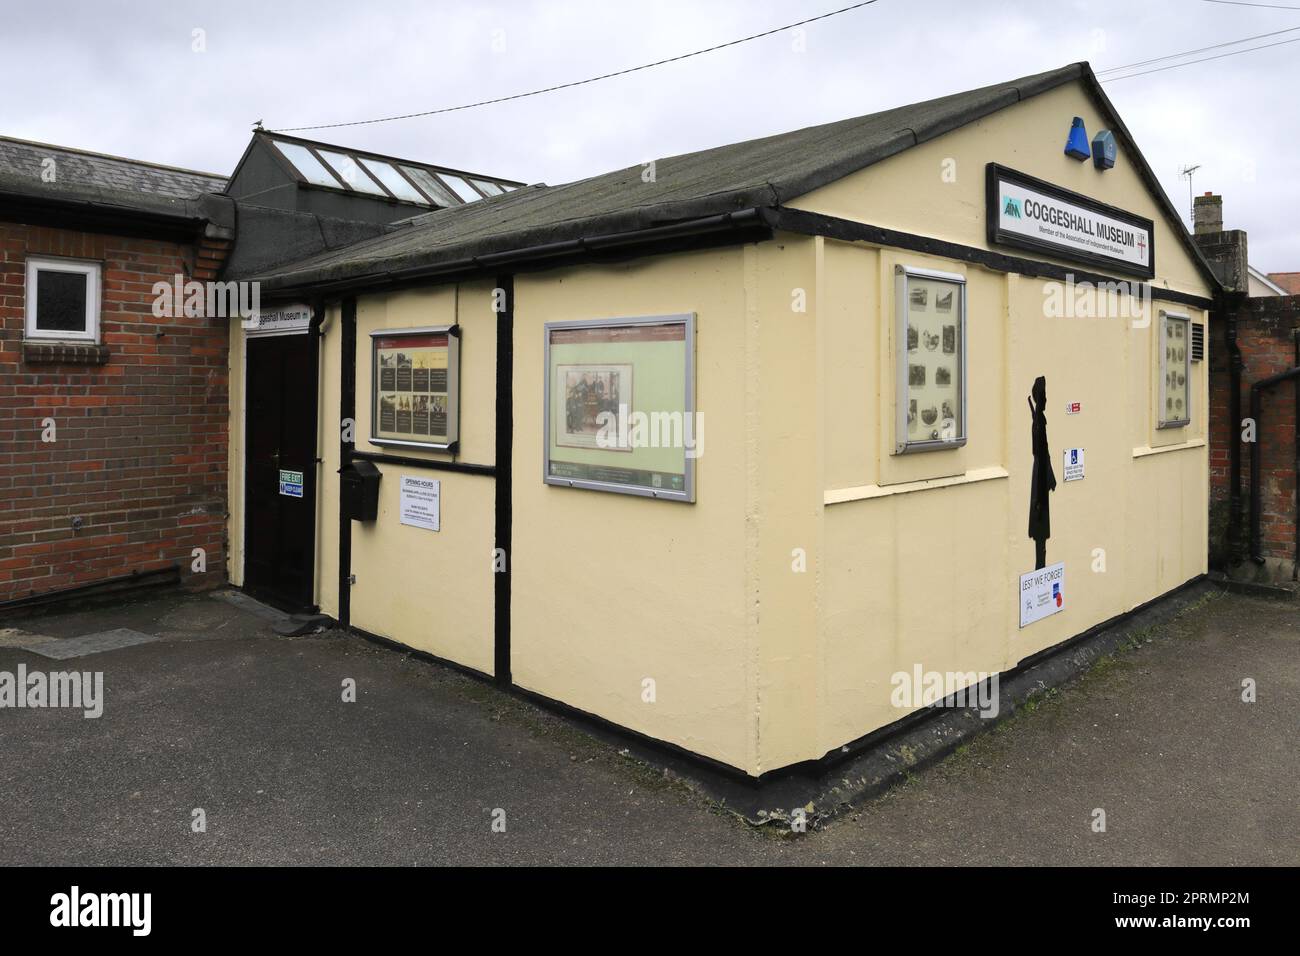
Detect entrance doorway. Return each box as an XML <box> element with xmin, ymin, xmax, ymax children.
<box><xmin>244</xmin><ymin>332</ymin><xmax>318</xmax><ymax>611</ymax></box>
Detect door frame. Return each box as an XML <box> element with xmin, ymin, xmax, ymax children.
<box><xmin>241</xmin><ymin>325</ymin><xmax>320</xmax><ymax>613</ymax></box>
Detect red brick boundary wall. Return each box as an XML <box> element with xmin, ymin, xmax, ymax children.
<box><xmin>1209</xmin><ymin>295</ymin><xmax>1299</xmax><ymax>573</ymax></box>
<box><xmin>0</xmin><ymin>223</ymin><xmax>231</xmax><ymax>604</ymax></box>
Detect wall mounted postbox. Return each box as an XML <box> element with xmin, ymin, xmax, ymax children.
<box><xmin>340</xmin><ymin>460</ymin><xmax>381</xmax><ymax>522</ymax></box>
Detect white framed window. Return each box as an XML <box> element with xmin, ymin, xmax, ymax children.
<box><xmin>1158</xmin><ymin>310</ymin><xmax>1191</xmax><ymax>428</ymax></box>
<box><xmin>25</xmin><ymin>257</ymin><xmax>101</xmax><ymax>342</ymax></box>
<box><xmin>894</xmin><ymin>265</ymin><xmax>967</xmax><ymax>453</ymax></box>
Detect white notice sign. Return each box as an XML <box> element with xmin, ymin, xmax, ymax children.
<box><xmin>1019</xmin><ymin>562</ymin><xmax>1065</xmax><ymax>628</ymax></box>
<box><xmin>399</xmin><ymin>475</ymin><xmax>440</xmax><ymax>531</ymax></box>
<box><xmin>1063</xmin><ymin>447</ymin><xmax>1085</xmax><ymax>482</ymax></box>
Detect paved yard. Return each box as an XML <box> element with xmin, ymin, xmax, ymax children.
<box><xmin>0</xmin><ymin>586</ymin><xmax>1295</xmax><ymax>865</ymax></box>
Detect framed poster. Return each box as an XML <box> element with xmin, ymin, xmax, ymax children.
<box><xmin>543</xmin><ymin>314</ymin><xmax>696</xmax><ymax>501</ymax></box>
<box><xmin>1158</xmin><ymin>311</ymin><xmax>1190</xmax><ymax>428</ymax></box>
<box><xmin>894</xmin><ymin>266</ymin><xmax>967</xmax><ymax>454</ymax></box>
<box><xmin>370</xmin><ymin>326</ymin><xmax>460</xmax><ymax>450</ymax></box>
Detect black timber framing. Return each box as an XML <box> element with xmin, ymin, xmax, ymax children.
<box><xmin>764</xmin><ymin>207</ymin><xmax>1214</xmax><ymax>311</ymax></box>
<box><xmin>493</xmin><ymin>275</ymin><xmax>514</xmax><ymax>686</ymax></box>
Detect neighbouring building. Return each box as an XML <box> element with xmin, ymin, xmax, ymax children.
<box><xmin>229</xmin><ymin>63</ymin><xmax>1219</xmax><ymax>778</ymax></box>
<box><xmin>1193</xmin><ymin>192</ymin><xmax>1298</xmax><ymax>581</ymax></box>
<box><xmin>1248</xmin><ymin>266</ymin><xmax>1286</xmax><ymax>298</ymax></box>
<box><xmin>0</xmin><ymin>137</ymin><xmax>234</xmax><ymax>607</ymax></box>
<box><xmin>0</xmin><ymin>131</ymin><xmax>520</xmax><ymax>610</ymax></box>
<box><xmin>1266</xmin><ymin>272</ymin><xmax>1300</xmax><ymax>295</ymax></box>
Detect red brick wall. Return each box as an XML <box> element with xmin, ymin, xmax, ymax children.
<box><xmin>0</xmin><ymin>222</ymin><xmax>230</xmax><ymax>604</ymax></box>
<box><xmin>1208</xmin><ymin>296</ymin><xmax>1299</xmax><ymax>563</ymax></box>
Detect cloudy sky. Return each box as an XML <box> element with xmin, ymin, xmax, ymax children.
<box><xmin>3</xmin><ymin>0</ymin><xmax>1295</xmax><ymax>269</ymax></box>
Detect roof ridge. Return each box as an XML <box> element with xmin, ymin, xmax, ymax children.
<box><xmin>254</xmin><ymin>61</ymin><xmax>1225</xmax><ymax>294</ymax></box>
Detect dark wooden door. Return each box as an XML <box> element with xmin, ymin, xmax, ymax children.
<box><xmin>244</xmin><ymin>334</ymin><xmax>318</xmax><ymax>611</ymax></box>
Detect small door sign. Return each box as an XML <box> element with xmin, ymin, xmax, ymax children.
<box><xmin>1063</xmin><ymin>447</ymin><xmax>1085</xmax><ymax>482</ymax></box>
<box><xmin>279</xmin><ymin>469</ymin><xmax>304</xmax><ymax>498</ymax></box>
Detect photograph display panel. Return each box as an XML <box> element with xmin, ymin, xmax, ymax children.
<box><xmin>545</xmin><ymin>316</ymin><xmax>694</xmax><ymax>500</ymax></box>
<box><xmin>1160</xmin><ymin>313</ymin><xmax>1190</xmax><ymax>427</ymax></box>
<box><xmin>372</xmin><ymin>328</ymin><xmax>459</xmax><ymax>448</ymax></box>
<box><xmin>898</xmin><ymin>270</ymin><xmax>966</xmax><ymax>452</ymax></box>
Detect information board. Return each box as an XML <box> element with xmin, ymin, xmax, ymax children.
<box><xmin>371</xmin><ymin>327</ymin><xmax>459</xmax><ymax>450</ymax></box>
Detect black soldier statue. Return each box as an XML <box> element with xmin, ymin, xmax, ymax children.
<box><xmin>1028</xmin><ymin>376</ymin><xmax>1057</xmax><ymax>570</ymax></box>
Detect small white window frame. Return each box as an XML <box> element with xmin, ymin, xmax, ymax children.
<box><xmin>25</xmin><ymin>256</ymin><xmax>101</xmax><ymax>342</ymax></box>
<box><xmin>1158</xmin><ymin>310</ymin><xmax>1191</xmax><ymax>429</ymax></box>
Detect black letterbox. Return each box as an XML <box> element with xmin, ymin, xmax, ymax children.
<box><xmin>340</xmin><ymin>460</ymin><xmax>381</xmax><ymax>522</ymax></box>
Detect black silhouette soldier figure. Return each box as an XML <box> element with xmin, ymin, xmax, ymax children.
<box><xmin>1028</xmin><ymin>376</ymin><xmax>1057</xmax><ymax>570</ymax></box>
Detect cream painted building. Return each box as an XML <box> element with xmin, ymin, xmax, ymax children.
<box><xmin>228</xmin><ymin>63</ymin><xmax>1218</xmax><ymax>778</ymax></box>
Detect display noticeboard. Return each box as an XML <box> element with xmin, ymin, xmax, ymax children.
<box><xmin>986</xmin><ymin>163</ymin><xmax>1155</xmax><ymax>279</ymax></box>
<box><xmin>1159</xmin><ymin>312</ymin><xmax>1190</xmax><ymax>428</ymax></box>
<box><xmin>371</xmin><ymin>326</ymin><xmax>459</xmax><ymax>450</ymax></box>
<box><xmin>543</xmin><ymin>314</ymin><xmax>696</xmax><ymax>502</ymax></box>
<box><xmin>895</xmin><ymin>266</ymin><xmax>967</xmax><ymax>454</ymax></box>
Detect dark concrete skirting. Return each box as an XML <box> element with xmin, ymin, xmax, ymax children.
<box><xmin>679</xmin><ymin>575</ymin><xmax>1218</xmax><ymax>827</ymax></box>
<box><xmin>1207</xmin><ymin>570</ymin><xmax>1298</xmax><ymax>602</ymax></box>
<box><xmin>311</xmin><ymin>575</ymin><xmax>1218</xmax><ymax>829</ymax></box>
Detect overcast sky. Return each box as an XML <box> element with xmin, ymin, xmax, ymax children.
<box><xmin>3</xmin><ymin>0</ymin><xmax>1295</xmax><ymax>270</ymax></box>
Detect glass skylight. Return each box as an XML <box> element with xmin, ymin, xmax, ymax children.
<box><xmin>268</xmin><ymin>135</ymin><xmax>516</xmax><ymax>206</ymax></box>
<box><xmin>358</xmin><ymin>158</ymin><xmax>427</xmax><ymax>203</ymax></box>
<box><xmin>318</xmin><ymin>150</ymin><xmax>387</xmax><ymax>195</ymax></box>
<box><xmin>439</xmin><ymin>173</ymin><xmax>483</xmax><ymax>203</ymax></box>
<box><xmin>273</xmin><ymin>141</ymin><xmax>341</xmax><ymax>188</ymax></box>
<box><xmin>401</xmin><ymin>166</ymin><xmax>459</xmax><ymax>206</ymax></box>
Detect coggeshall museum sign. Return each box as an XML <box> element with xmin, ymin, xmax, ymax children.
<box><xmin>986</xmin><ymin>164</ymin><xmax>1154</xmax><ymax>278</ymax></box>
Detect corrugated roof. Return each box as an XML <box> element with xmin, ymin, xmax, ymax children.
<box><xmin>253</xmin><ymin>61</ymin><xmax>1217</xmax><ymax>295</ymax></box>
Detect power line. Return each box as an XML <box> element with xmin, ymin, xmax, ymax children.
<box><xmin>1200</xmin><ymin>0</ymin><xmax>1300</xmax><ymax>10</ymax></box>
<box><xmin>1100</xmin><ymin>33</ymin><xmax>1300</xmax><ymax>81</ymax></box>
<box><xmin>1095</xmin><ymin>24</ymin><xmax>1300</xmax><ymax>74</ymax></box>
<box><xmin>270</xmin><ymin>0</ymin><xmax>882</xmax><ymax>132</ymax></box>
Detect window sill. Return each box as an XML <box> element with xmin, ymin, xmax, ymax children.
<box><xmin>825</xmin><ymin>466</ymin><xmax>1008</xmax><ymax>505</ymax></box>
<box><xmin>1132</xmin><ymin>438</ymin><xmax>1205</xmax><ymax>459</ymax></box>
<box><xmin>22</xmin><ymin>341</ymin><xmax>110</xmax><ymax>365</ymax></box>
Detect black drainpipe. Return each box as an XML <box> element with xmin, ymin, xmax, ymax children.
<box><xmin>306</xmin><ymin>297</ymin><xmax>325</xmax><ymax>613</ymax></box>
<box><xmin>1225</xmin><ymin>293</ymin><xmax>1244</xmax><ymax>563</ymax></box>
<box><xmin>1248</xmin><ymin>361</ymin><xmax>1300</xmax><ymax>565</ymax></box>
<box><xmin>338</xmin><ymin>297</ymin><xmax>357</xmax><ymax>628</ymax></box>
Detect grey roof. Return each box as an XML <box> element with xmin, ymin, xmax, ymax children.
<box><xmin>223</xmin><ymin>202</ymin><xmax>402</xmax><ymax>279</ymax></box>
<box><xmin>0</xmin><ymin>135</ymin><xmax>226</xmax><ymax>220</ymax></box>
<box><xmin>246</xmin><ymin>62</ymin><xmax>1214</xmax><ymax>293</ymax></box>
